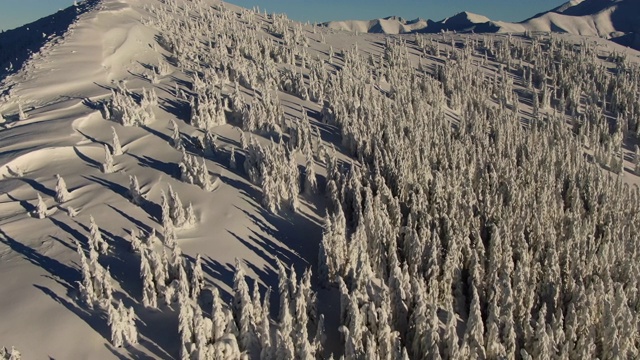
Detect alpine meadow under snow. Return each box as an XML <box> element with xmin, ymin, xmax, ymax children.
<box><xmin>1</xmin><ymin>0</ymin><xmax>640</xmax><ymax>359</ymax></box>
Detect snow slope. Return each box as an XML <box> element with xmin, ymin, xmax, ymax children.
<box><xmin>0</xmin><ymin>0</ymin><xmax>326</xmax><ymax>357</ymax></box>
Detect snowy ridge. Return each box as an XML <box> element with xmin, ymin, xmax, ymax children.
<box><xmin>322</xmin><ymin>11</ymin><xmax>494</xmax><ymax>35</ymax></box>
<box><xmin>0</xmin><ymin>0</ymin><xmax>640</xmax><ymax>359</ymax></box>
<box><xmin>322</xmin><ymin>0</ymin><xmax>640</xmax><ymax>50</ymax></box>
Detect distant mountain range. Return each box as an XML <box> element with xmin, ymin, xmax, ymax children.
<box><xmin>322</xmin><ymin>0</ymin><xmax>640</xmax><ymax>50</ymax></box>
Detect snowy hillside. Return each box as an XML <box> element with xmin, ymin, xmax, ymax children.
<box><xmin>1</xmin><ymin>0</ymin><xmax>640</xmax><ymax>359</ymax></box>
<box><xmin>322</xmin><ymin>0</ymin><xmax>640</xmax><ymax>50</ymax></box>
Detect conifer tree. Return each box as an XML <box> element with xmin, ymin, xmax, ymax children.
<box><xmin>140</xmin><ymin>249</ymin><xmax>157</xmax><ymax>308</ymax></box>
<box><xmin>34</xmin><ymin>193</ymin><xmax>48</xmax><ymax>219</ymax></box>
<box><xmin>171</xmin><ymin>119</ymin><xmax>182</xmax><ymax>150</ymax></box>
<box><xmin>233</xmin><ymin>259</ymin><xmax>256</xmax><ymax>352</ymax></box>
<box><xmin>54</xmin><ymin>174</ymin><xmax>70</xmax><ymax>203</ymax></box>
<box><xmin>229</xmin><ymin>146</ymin><xmax>237</xmax><ymax>170</ymax></box>
<box><xmin>168</xmin><ymin>185</ymin><xmax>186</xmax><ymax>227</ymax></box>
<box><xmin>88</xmin><ymin>216</ymin><xmax>108</xmax><ymax>254</ymax></box>
<box><xmin>129</xmin><ymin>175</ymin><xmax>142</xmax><ymax>205</ymax></box>
<box><xmin>304</xmin><ymin>151</ymin><xmax>317</xmax><ymax>195</ymax></box>
<box><xmin>102</xmin><ymin>144</ymin><xmax>114</xmax><ymax>174</ymax></box>
<box><xmin>111</xmin><ymin>127</ymin><xmax>123</xmax><ymax>156</ymax></box>
<box><xmin>76</xmin><ymin>240</ymin><xmax>97</xmax><ymax>308</ymax></box>
<box><xmin>108</xmin><ymin>301</ymin><xmax>124</xmax><ymax>347</ymax></box>
<box><xmin>18</xmin><ymin>102</ymin><xmax>27</xmax><ymax>120</ymax></box>
<box><xmin>464</xmin><ymin>284</ymin><xmax>486</xmax><ymax>359</ymax></box>
<box><xmin>124</xmin><ymin>227</ymin><xmax>139</xmax><ymax>252</ymax></box>
<box><xmin>211</xmin><ymin>287</ymin><xmax>227</xmax><ymax>342</ymax></box>
<box><xmin>185</xmin><ymin>203</ymin><xmax>197</xmax><ymax>228</ymax></box>
<box><xmin>191</xmin><ymin>254</ymin><xmax>204</xmax><ymax>299</ymax></box>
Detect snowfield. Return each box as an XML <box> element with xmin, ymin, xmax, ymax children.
<box><xmin>0</xmin><ymin>0</ymin><xmax>639</xmax><ymax>359</ymax></box>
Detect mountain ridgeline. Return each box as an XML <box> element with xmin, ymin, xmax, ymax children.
<box><xmin>322</xmin><ymin>0</ymin><xmax>640</xmax><ymax>50</ymax></box>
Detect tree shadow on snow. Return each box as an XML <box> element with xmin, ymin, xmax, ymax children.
<box><xmin>4</xmin><ymin>192</ymin><xmax>36</xmax><ymax>214</ymax></box>
<box><xmin>83</xmin><ymin>175</ymin><xmax>162</xmax><ymax>223</ymax></box>
<box><xmin>0</xmin><ymin>229</ymin><xmax>79</xmax><ymax>293</ymax></box>
<box><xmin>20</xmin><ymin>177</ymin><xmax>56</xmax><ymax>197</ymax></box>
<box><xmin>73</xmin><ymin>146</ymin><xmax>101</xmax><ymax>169</ymax></box>
<box><xmin>159</xmin><ymin>98</ymin><xmax>190</xmax><ymax>122</ymax></box>
<box><xmin>128</xmin><ymin>153</ymin><xmax>179</xmax><ymax>180</ymax></box>
<box><xmin>49</xmin><ymin>216</ymin><xmax>87</xmax><ymax>246</ymax></box>
<box><xmin>34</xmin><ymin>284</ymin><xmax>110</xmax><ymax>340</ymax></box>
<box><xmin>107</xmin><ymin>204</ymin><xmax>155</xmax><ymax>235</ymax></box>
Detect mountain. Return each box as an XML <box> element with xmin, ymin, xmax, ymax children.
<box><xmin>322</xmin><ymin>11</ymin><xmax>494</xmax><ymax>35</ymax></box>
<box><xmin>515</xmin><ymin>0</ymin><xmax>640</xmax><ymax>48</ymax></box>
<box><xmin>319</xmin><ymin>16</ymin><xmax>430</xmax><ymax>34</ymax></box>
<box><xmin>322</xmin><ymin>0</ymin><xmax>640</xmax><ymax>50</ymax></box>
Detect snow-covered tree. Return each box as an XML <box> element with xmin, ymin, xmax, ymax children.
<box><xmin>191</xmin><ymin>254</ymin><xmax>204</xmax><ymax>299</ymax></box>
<box><xmin>54</xmin><ymin>174</ymin><xmax>70</xmax><ymax>203</ymax></box>
<box><xmin>171</xmin><ymin>119</ymin><xmax>182</xmax><ymax>150</ymax></box>
<box><xmin>128</xmin><ymin>228</ymin><xmax>142</xmax><ymax>253</ymax></box>
<box><xmin>233</xmin><ymin>259</ymin><xmax>257</xmax><ymax>353</ymax></box>
<box><xmin>108</xmin><ymin>300</ymin><xmax>138</xmax><ymax>347</ymax></box>
<box><xmin>88</xmin><ymin>215</ymin><xmax>108</xmax><ymax>254</ymax></box>
<box><xmin>33</xmin><ymin>193</ymin><xmax>48</xmax><ymax>219</ymax></box>
<box><xmin>303</xmin><ymin>151</ymin><xmax>317</xmax><ymax>195</ymax></box>
<box><xmin>185</xmin><ymin>203</ymin><xmax>197</xmax><ymax>228</ymax></box>
<box><xmin>0</xmin><ymin>346</ymin><xmax>21</xmax><ymax>360</ymax></box>
<box><xmin>140</xmin><ymin>249</ymin><xmax>158</xmax><ymax>308</ymax></box>
<box><xmin>111</xmin><ymin>127</ymin><xmax>123</xmax><ymax>156</ymax></box>
<box><xmin>18</xmin><ymin>102</ymin><xmax>27</xmax><ymax>120</ymax></box>
<box><xmin>229</xmin><ymin>146</ymin><xmax>237</xmax><ymax>170</ymax></box>
<box><xmin>102</xmin><ymin>144</ymin><xmax>114</xmax><ymax>174</ymax></box>
<box><xmin>129</xmin><ymin>175</ymin><xmax>142</xmax><ymax>205</ymax></box>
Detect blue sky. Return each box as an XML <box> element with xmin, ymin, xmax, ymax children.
<box><xmin>0</xmin><ymin>0</ymin><xmax>566</xmax><ymax>31</ymax></box>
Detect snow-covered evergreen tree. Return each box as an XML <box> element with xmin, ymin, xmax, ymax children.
<box><xmin>102</xmin><ymin>144</ymin><xmax>114</xmax><ymax>174</ymax></box>
<box><xmin>54</xmin><ymin>174</ymin><xmax>70</xmax><ymax>203</ymax></box>
<box><xmin>33</xmin><ymin>193</ymin><xmax>47</xmax><ymax>219</ymax></box>
<box><xmin>191</xmin><ymin>254</ymin><xmax>204</xmax><ymax>299</ymax></box>
<box><xmin>111</xmin><ymin>127</ymin><xmax>123</xmax><ymax>156</ymax></box>
<box><xmin>0</xmin><ymin>346</ymin><xmax>21</xmax><ymax>360</ymax></box>
<box><xmin>171</xmin><ymin>119</ymin><xmax>183</xmax><ymax>150</ymax></box>
<box><xmin>229</xmin><ymin>146</ymin><xmax>237</xmax><ymax>170</ymax></box>
<box><xmin>129</xmin><ymin>175</ymin><xmax>142</xmax><ymax>205</ymax></box>
<box><xmin>88</xmin><ymin>215</ymin><xmax>108</xmax><ymax>254</ymax></box>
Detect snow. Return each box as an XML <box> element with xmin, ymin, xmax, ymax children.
<box><xmin>0</xmin><ymin>0</ymin><xmax>639</xmax><ymax>358</ymax></box>
<box><xmin>0</xmin><ymin>0</ymin><xmax>322</xmax><ymax>357</ymax></box>
<box><xmin>322</xmin><ymin>0</ymin><xmax>640</xmax><ymax>51</ymax></box>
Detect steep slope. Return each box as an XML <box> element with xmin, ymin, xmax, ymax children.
<box><xmin>0</xmin><ymin>0</ymin><xmax>102</xmax><ymax>82</ymax></box>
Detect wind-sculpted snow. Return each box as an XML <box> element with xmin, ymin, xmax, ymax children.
<box><xmin>0</xmin><ymin>0</ymin><xmax>640</xmax><ymax>359</ymax></box>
